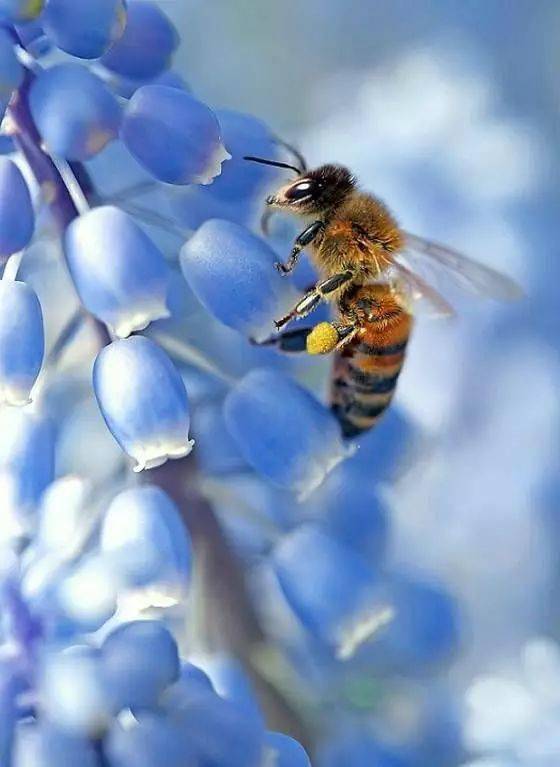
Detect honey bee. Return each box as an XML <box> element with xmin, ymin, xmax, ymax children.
<box><xmin>245</xmin><ymin>152</ymin><xmax>522</xmax><ymax>438</ymax></box>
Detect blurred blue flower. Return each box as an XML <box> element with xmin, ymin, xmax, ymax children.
<box><xmin>100</xmin><ymin>485</ymin><xmax>192</xmax><ymax>589</ymax></box>
<box><xmin>0</xmin><ymin>280</ymin><xmax>44</xmax><ymax>406</ymax></box>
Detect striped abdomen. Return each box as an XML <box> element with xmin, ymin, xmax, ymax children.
<box><xmin>330</xmin><ymin>285</ymin><xmax>412</xmax><ymax>438</ymax></box>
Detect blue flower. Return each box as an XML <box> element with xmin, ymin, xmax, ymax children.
<box><xmin>224</xmin><ymin>368</ymin><xmax>349</xmax><ymax>496</ymax></box>
<box><xmin>99</xmin><ymin>0</ymin><xmax>179</xmax><ymax>81</ymax></box>
<box><xmin>0</xmin><ymin>280</ymin><xmax>44</xmax><ymax>406</ymax></box>
<box><xmin>121</xmin><ymin>86</ymin><xmax>230</xmax><ymax>184</ymax></box>
<box><xmin>64</xmin><ymin>206</ymin><xmax>171</xmax><ymax>337</ymax></box>
<box><xmin>29</xmin><ymin>64</ymin><xmax>122</xmax><ymax>160</ymax></box>
<box><xmin>93</xmin><ymin>336</ymin><xmax>194</xmax><ymax>471</ymax></box>
<box><xmin>180</xmin><ymin>219</ymin><xmax>299</xmax><ymax>340</ymax></box>
<box><xmin>0</xmin><ymin>158</ymin><xmax>34</xmax><ymax>261</ymax></box>
<box><xmin>99</xmin><ymin>485</ymin><xmax>192</xmax><ymax>589</ymax></box>
<box><xmin>41</xmin><ymin>0</ymin><xmax>127</xmax><ymax>59</ymax></box>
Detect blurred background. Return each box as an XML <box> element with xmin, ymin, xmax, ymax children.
<box><xmin>163</xmin><ymin>0</ymin><xmax>560</xmax><ymax>762</ymax></box>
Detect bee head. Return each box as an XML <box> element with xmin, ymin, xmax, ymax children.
<box><xmin>243</xmin><ymin>156</ymin><xmax>355</xmax><ymax>217</ymax></box>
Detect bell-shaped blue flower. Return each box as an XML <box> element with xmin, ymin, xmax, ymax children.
<box><xmin>29</xmin><ymin>64</ymin><xmax>121</xmax><ymax>160</ymax></box>
<box><xmin>224</xmin><ymin>368</ymin><xmax>349</xmax><ymax>497</ymax></box>
<box><xmin>64</xmin><ymin>206</ymin><xmax>171</xmax><ymax>338</ymax></box>
<box><xmin>99</xmin><ymin>1</ymin><xmax>179</xmax><ymax>81</ymax></box>
<box><xmin>266</xmin><ymin>732</ymin><xmax>311</xmax><ymax>767</ymax></box>
<box><xmin>93</xmin><ymin>336</ymin><xmax>194</xmax><ymax>471</ymax></box>
<box><xmin>0</xmin><ymin>158</ymin><xmax>34</xmax><ymax>261</ymax></box>
<box><xmin>101</xmin><ymin>620</ymin><xmax>180</xmax><ymax>712</ymax></box>
<box><xmin>0</xmin><ymin>280</ymin><xmax>44</xmax><ymax>406</ymax></box>
<box><xmin>41</xmin><ymin>0</ymin><xmax>127</xmax><ymax>59</ymax></box>
<box><xmin>180</xmin><ymin>220</ymin><xmax>298</xmax><ymax>341</ymax></box>
<box><xmin>0</xmin><ymin>29</ymin><xmax>23</xmax><ymax>112</ymax></box>
<box><xmin>121</xmin><ymin>86</ymin><xmax>230</xmax><ymax>184</ymax></box>
<box><xmin>0</xmin><ymin>0</ymin><xmax>43</xmax><ymax>22</ymax></box>
<box><xmin>100</xmin><ymin>485</ymin><xmax>192</xmax><ymax>589</ymax></box>
<box><xmin>0</xmin><ymin>409</ymin><xmax>54</xmax><ymax>533</ymax></box>
<box><xmin>270</xmin><ymin>524</ymin><xmax>379</xmax><ymax>649</ymax></box>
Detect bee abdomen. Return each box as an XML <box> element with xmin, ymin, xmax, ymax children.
<box><xmin>330</xmin><ymin>332</ymin><xmax>410</xmax><ymax>438</ymax></box>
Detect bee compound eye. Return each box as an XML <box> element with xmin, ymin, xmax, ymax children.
<box><xmin>285</xmin><ymin>180</ymin><xmax>314</xmax><ymax>200</ymax></box>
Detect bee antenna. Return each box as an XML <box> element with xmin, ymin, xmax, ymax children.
<box><xmin>271</xmin><ymin>136</ymin><xmax>308</xmax><ymax>172</ymax></box>
<box><xmin>243</xmin><ymin>156</ymin><xmax>302</xmax><ymax>175</ymax></box>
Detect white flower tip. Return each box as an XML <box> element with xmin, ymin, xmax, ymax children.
<box><xmin>296</xmin><ymin>440</ymin><xmax>353</xmax><ymax>502</ymax></box>
<box><xmin>111</xmin><ymin>304</ymin><xmax>172</xmax><ymax>339</ymax></box>
<box><xmin>132</xmin><ymin>438</ymin><xmax>195</xmax><ymax>472</ymax></box>
<box><xmin>0</xmin><ymin>383</ymin><xmax>33</xmax><ymax>408</ymax></box>
<box><xmin>195</xmin><ymin>142</ymin><xmax>232</xmax><ymax>186</ymax></box>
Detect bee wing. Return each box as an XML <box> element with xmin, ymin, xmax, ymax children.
<box><xmin>387</xmin><ymin>262</ymin><xmax>456</xmax><ymax>319</ymax></box>
<box><xmin>399</xmin><ymin>231</ymin><xmax>524</xmax><ymax>302</ymax></box>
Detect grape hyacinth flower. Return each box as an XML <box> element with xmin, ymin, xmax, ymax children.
<box><xmin>29</xmin><ymin>63</ymin><xmax>122</xmax><ymax>160</ymax></box>
<box><xmin>0</xmin><ymin>158</ymin><xmax>34</xmax><ymax>260</ymax></box>
<box><xmin>64</xmin><ymin>206</ymin><xmax>171</xmax><ymax>337</ymax></box>
<box><xmin>0</xmin><ymin>28</ymin><xmax>23</xmax><ymax>112</ymax></box>
<box><xmin>93</xmin><ymin>336</ymin><xmax>194</xmax><ymax>471</ymax></box>
<box><xmin>181</xmin><ymin>219</ymin><xmax>299</xmax><ymax>340</ymax></box>
<box><xmin>40</xmin><ymin>0</ymin><xmax>127</xmax><ymax>59</ymax></box>
<box><xmin>99</xmin><ymin>0</ymin><xmax>179</xmax><ymax>81</ymax></box>
<box><xmin>0</xmin><ymin>2</ymin><xmax>536</xmax><ymax>766</ymax></box>
<box><xmin>0</xmin><ymin>280</ymin><xmax>44</xmax><ymax>406</ymax></box>
<box><xmin>121</xmin><ymin>85</ymin><xmax>231</xmax><ymax>184</ymax></box>
<box><xmin>224</xmin><ymin>368</ymin><xmax>350</xmax><ymax>497</ymax></box>
<box><xmin>100</xmin><ymin>485</ymin><xmax>192</xmax><ymax>589</ymax></box>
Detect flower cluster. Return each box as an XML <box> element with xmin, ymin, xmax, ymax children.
<box><xmin>0</xmin><ymin>2</ymin><xmax>550</xmax><ymax>766</ymax></box>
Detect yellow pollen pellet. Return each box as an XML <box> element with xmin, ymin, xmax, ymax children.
<box><xmin>306</xmin><ymin>322</ymin><xmax>339</xmax><ymax>355</ymax></box>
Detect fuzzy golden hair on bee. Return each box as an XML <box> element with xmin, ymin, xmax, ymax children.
<box><xmin>246</xmin><ymin>144</ymin><xmax>522</xmax><ymax>439</ymax></box>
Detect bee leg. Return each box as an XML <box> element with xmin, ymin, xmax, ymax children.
<box><xmin>250</xmin><ymin>327</ymin><xmax>314</xmax><ymax>354</ymax></box>
<box><xmin>275</xmin><ymin>220</ymin><xmax>325</xmax><ymax>275</ymax></box>
<box><xmin>274</xmin><ymin>270</ymin><xmax>354</xmax><ymax>329</ymax></box>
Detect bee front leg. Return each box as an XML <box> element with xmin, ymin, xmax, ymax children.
<box><xmin>275</xmin><ymin>220</ymin><xmax>324</xmax><ymax>275</ymax></box>
<box><xmin>274</xmin><ymin>270</ymin><xmax>354</xmax><ymax>329</ymax></box>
